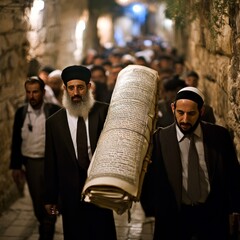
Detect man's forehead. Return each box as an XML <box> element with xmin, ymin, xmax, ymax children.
<box><xmin>25</xmin><ymin>82</ymin><xmax>41</xmax><ymax>88</ymax></box>
<box><xmin>176</xmin><ymin>99</ymin><xmax>199</xmax><ymax>108</ymax></box>
<box><xmin>67</xmin><ymin>79</ymin><xmax>86</xmax><ymax>85</ymax></box>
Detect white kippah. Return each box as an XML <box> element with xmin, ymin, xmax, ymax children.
<box><xmin>48</xmin><ymin>69</ymin><xmax>62</xmax><ymax>78</ymax></box>
<box><xmin>176</xmin><ymin>86</ymin><xmax>205</xmax><ymax>108</ymax></box>
<box><xmin>177</xmin><ymin>86</ymin><xmax>204</xmax><ymax>101</ymax></box>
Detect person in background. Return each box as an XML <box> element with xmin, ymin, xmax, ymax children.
<box><xmin>47</xmin><ymin>69</ymin><xmax>63</xmax><ymax>106</ymax></box>
<box><xmin>158</xmin><ymin>54</ymin><xmax>174</xmax><ymax>71</ymax></box>
<box><xmin>10</xmin><ymin>76</ymin><xmax>61</xmax><ymax>240</ymax></box>
<box><xmin>38</xmin><ymin>65</ymin><xmax>60</xmax><ymax>106</ymax></box>
<box><xmin>90</xmin><ymin>80</ymin><xmax>108</xmax><ymax>103</ymax></box>
<box><xmin>156</xmin><ymin>77</ymin><xmax>186</xmax><ymax>128</ymax></box>
<box><xmin>156</xmin><ymin>67</ymin><xmax>175</xmax><ymax>100</ymax></box>
<box><xmin>38</xmin><ymin>66</ymin><xmax>55</xmax><ymax>82</ymax></box>
<box><xmin>105</xmin><ymin>63</ymin><xmax>124</xmax><ymax>103</ymax></box>
<box><xmin>185</xmin><ymin>70</ymin><xmax>199</xmax><ymax>87</ymax></box>
<box><xmin>185</xmin><ymin>70</ymin><xmax>216</xmax><ymax>124</ymax></box>
<box><xmin>44</xmin><ymin>65</ymin><xmax>117</xmax><ymax>240</ymax></box>
<box><xmin>173</xmin><ymin>58</ymin><xmax>187</xmax><ymax>79</ymax></box>
<box><xmin>81</xmin><ymin>48</ymin><xmax>97</xmax><ymax>67</ymax></box>
<box><xmin>102</xmin><ymin>60</ymin><xmax>112</xmax><ymax>73</ymax></box>
<box><xmin>90</xmin><ymin>65</ymin><xmax>109</xmax><ymax>102</ymax></box>
<box><xmin>141</xmin><ymin>87</ymin><xmax>240</xmax><ymax>240</ymax></box>
<box><xmin>135</xmin><ymin>56</ymin><xmax>149</xmax><ymax>67</ymax></box>
<box><xmin>90</xmin><ymin>65</ymin><xmax>107</xmax><ymax>84</ymax></box>
<box><xmin>92</xmin><ymin>54</ymin><xmax>106</xmax><ymax>66</ymax></box>
<box><xmin>108</xmin><ymin>51</ymin><xmax>123</xmax><ymax>66</ymax></box>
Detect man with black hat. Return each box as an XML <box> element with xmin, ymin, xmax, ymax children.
<box><xmin>141</xmin><ymin>86</ymin><xmax>240</xmax><ymax>240</ymax></box>
<box><xmin>44</xmin><ymin>65</ymin><xmax>116</xmax><ymax>239</ymax></box>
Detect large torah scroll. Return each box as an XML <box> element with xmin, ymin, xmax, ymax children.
<box><xmin>82</xmin><ymin>64</ymin><xmax>159</xmax><ymax>214</ymax></box>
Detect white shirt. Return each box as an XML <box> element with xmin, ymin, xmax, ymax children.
<box><xmin>21</xmin><ymin>104</ymin><xmax>46</xmax><ymax>158</ymax></box>
<box><xmin>176</xmin><ymin>124</ymin><xmax>210</xmax><ymax>193</ymax></box>
<box><xmin>66</xmin><ymin>110</ymin><xmax>92</xmax><ymax>160</ymax></box>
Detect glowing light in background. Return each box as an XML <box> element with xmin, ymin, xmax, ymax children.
<box><xmin>126</xmin><ymin>3</ymin><xmax>147</xmax><ymax>23</ymax></box>
<box><xmin>32</xmin><ymin>0</ymin><xmax>45</xmax><ymax>12</ymax></box>
<box><xmin>74</xmin><ymin>11</ymin><xmax>89</xmax><ymax>62</ymax></box>
<box><xmin>163</xmin><ymin>18</ymin><xmax>173</xmax><ymax>30</ymax></box>
<box><xmin>29</xmin><ymin>0</ymin><xmax>45</xmax><ymax>30</ymax></box>
<box><xmin>132</xmin><ymin>4</ymin><xmax>142</xmax><ymax>14</ymax></box>
<box><xmin>76</xmin><ymin>20</ymin><xmax>86</xmax><ymax>32</ymax></box>
<box><xmin>115</xmin><ymin>0</ymin><xmax>136</xmax><ymax>6</ymax></box>
<box><xmin>97</xmin><ymin>15</ymin><xmax>113</xmax><ymax>48</ymax></box>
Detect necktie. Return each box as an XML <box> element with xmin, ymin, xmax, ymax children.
<box><xmin>187</xmin><ymin>134</ymin><xmax>201</xmax><ymax>202</ymax></box>
<box><xmin>76</xmin><ymin>117</ymin><xmax>89</xmax><ymax>170</ymax></box>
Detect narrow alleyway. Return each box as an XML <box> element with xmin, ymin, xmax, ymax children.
<box><xmin>0</xmin><ymin>186</ymin><xmax>155</xmax><ymax>240</ymax></box>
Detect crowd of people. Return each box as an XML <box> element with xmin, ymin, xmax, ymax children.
<box><xmin>9</xmin><ymin>40</ymin><xmax>240</xmax><ymax>240</ymax></box>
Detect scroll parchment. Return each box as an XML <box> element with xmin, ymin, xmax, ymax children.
<box><xmin>82</xmin><ymin>64</ymin><xmax>159</xmax><ymax>214</ymax></box>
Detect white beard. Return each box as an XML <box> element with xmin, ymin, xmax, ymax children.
<box><xmin>62</xmin><ymin>89</ymin><xmax>95</xmax><ymax>118</ymax></box>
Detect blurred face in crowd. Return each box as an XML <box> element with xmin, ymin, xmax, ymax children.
<box><xmin>62</xmin><ymin>79</ymin><xmax>94</xmax><ymax>117</ymax></box>
<box><xmin>107</xmin><ymin>65</ymin><xmax>123</xmax><ymax>90</ymax></box>
<box><xmin>174</xmin><ymin>63</ymin><xmax>184</xmax><ymax>76</ymax></box>
<box><xmin>38</xmin><ymin>71</ymin><xmax>49</xmax><ymax>83</ymax></box>
<box><xmin>91</xmin><ymin>69</ymin><xmax>107</xmax><ymax>84</ymax></box>
<box><xmin>185</xmin><ymin>76</ymin><xmax>198</xmax><ymax>88</ymax></box>
<box><xmin>25</xmin><ymin>82</ymin><xmax>45</xmax><ymax>109</ymax></box>
<box><xmin>48</xmin><ymin>76</ymin><xmax>63</xmax><ymax>97</ymax></box>
<box><xmin>172</xmin><ymin>99</ymin><xmax>202</xmax><ymax>134</ymax></box>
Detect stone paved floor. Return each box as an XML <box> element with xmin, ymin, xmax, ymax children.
<box><xmin>0</xmin><ymin>186</ymin><xmax>155</xmax><ymax>240</ymax></box>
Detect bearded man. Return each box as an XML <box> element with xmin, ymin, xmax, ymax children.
<box><xmin>44</xmin><ymin>65</ymin><xmax>117</xmax><ymax>240</ymax></box>
<box><xmin>141</xmin><ymin>87</ymin><xmax>240</xmax><ymax>240</ymax></box>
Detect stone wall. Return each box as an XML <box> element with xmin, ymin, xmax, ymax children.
<box><xmin>184</xmin><ymin>4</ymin><xmax>240</xmax><ymax>159</ymax></box>
<box><xmin>0</xmin><ymin>1</ymin><xmax>32</xmax><ymax>213</ymax></box>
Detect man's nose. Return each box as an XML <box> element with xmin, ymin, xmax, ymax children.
<box><xmin>182</xmin><ymin>113</ymin><xmax>189</xmax><ymax>122</ymax></box>
<box><xmin>73</xmin><ymin>86</ymin><xmax>79</xmax><ymax>95</ymax></box>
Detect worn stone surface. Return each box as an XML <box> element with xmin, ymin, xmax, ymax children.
<box><xmin>185</xmin><ymin>6</ymin><xmax>240</xmax><ymax>160</ymax></box>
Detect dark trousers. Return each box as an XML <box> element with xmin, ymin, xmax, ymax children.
<box><xmin>24</xmin><ymin>157</ymin><xmax>56</xmax><ymax>240</ymax></box>
<box><xmin>180</xmin><ymin>204</ymin><xmax>229</xmax><ymax>240</ymax></box>
<box><xmin>153</xmin><ymin>204</ymin><xmax>229</xmax><ymax>240</ymax></box>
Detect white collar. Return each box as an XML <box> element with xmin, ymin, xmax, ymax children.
<box><xmin>176</xmin><ymin>123</ymin><xmax>202</xmax><ymax>142</ymax></box>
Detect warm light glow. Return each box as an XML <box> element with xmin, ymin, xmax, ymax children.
<box><xmin>76</xmin><ymin>20</ymin><xmax>86</xmax><ymax>32</ymax></box>
<box><xmin>32</xmin><ymin>0</ymin><xmax>45</xmax><ymax>12</ymax></box>
<box><xmin>163</xmin><ymin>19</ymin><xmax>173</xmax><ymax>30</ymax></box>
<box><xmin>74</xmin><ymin>11</ymin><xmax>89</xmax><ymax>62</ymax></box>
<box><xmin>29</xmin><ymin>0</ymin><xmax>44</xmax><ymax>29</ymax></box>
<box><xmin>115</xmin><ymin>0</ymin><xmax>136</xmax><ymax>6</ymax></box>
<box><xmin>97</xmin><ymin>15</ymin><xmax>113</xmax><ymax>46</ymax></box>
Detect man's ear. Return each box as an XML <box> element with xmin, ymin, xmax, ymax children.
<box><xmin>200</xmin><ymin>105</ymin><xmax>205</xmax><ymax>116</ymax></box>
<box><xmin>171</xmin><ymin>102</ymin><xmax>175</xmax><ymax>114</ymax></box>
<box><xmin>87</xmin><ymin>82</ymin><xmax>91</xmax><ymax>89</ymax></box>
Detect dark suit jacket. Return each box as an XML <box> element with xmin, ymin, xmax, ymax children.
<box><xmin>10</xmin><ymin>103</ymin><xmax>61</xmax><ymax>169</ymax></box>
<box><xmin>44</xmin><ymin>101</ymin><xmax>116</xmax><ymax>240</ymax></box>
<box><xmin>202</xmin><ymin>104</ymin><xmax>216</xmax><ymax>124</ymax></box>
<box><xmin>141</xmin><ymin>121</ymin><xmax>240</xmax><ymax>239</ymax></box>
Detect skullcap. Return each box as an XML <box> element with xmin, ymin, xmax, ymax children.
<box><xmin>175</xmin><ymin>86</ymin><xmax>204</xmax><ymax>108</ymax></box>
<box><xmin>48</xmin><ymin>69</ymin><xmax>62</xmax><ymax>78</ymax></box>
<box><xmin>61</xmin><ymin>65</ymin><xmax>91</xmax><ymax>85</ymax></box>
